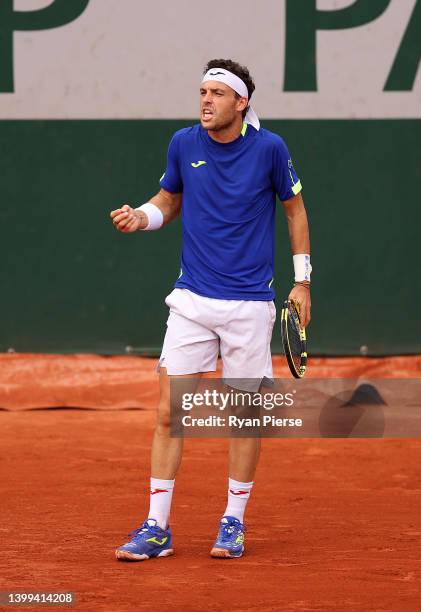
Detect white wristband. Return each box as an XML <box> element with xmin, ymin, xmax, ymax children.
<box><xmin>135</xmin><ymin>203</ymin><xmax>164</xmax><ymax>231</ymax></box>
<box><xmin>293</xmin><ymin>254</ymin><xmax>312</xmax><ymax>282</ymax></box>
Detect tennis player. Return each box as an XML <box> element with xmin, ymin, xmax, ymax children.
<box><xmin>110</xmin><ymin>59</ymin><xmax>311</xmax><ymax>560</ymax></box>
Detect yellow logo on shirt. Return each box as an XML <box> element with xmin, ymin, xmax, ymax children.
<box><xmin>191</xmin><ymin>160</ymin><xmax>207</xmax><ymax>168</ymax></box>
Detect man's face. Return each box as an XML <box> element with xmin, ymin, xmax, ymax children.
<box><xmin>200</xmin><ymin>81</ymin><xmax>247</xmax><ymax>131</ymax></box>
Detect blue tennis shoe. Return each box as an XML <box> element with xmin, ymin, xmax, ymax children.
<box><xmin>115</xmin><ymin>518</ymin><xmax>173</xmax><ymax>561</ymax></box>
<box><xmin>210</xmin><ymin>516</ymin><xmax>245</xmax><ymax>558</ymax></box>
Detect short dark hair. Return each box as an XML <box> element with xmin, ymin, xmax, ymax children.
<box><xmin>203</xmin><ymin>59</ymin><xmax>255</xmax><ymax>119</ymax></box>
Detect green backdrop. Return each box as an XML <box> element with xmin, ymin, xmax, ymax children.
<box><xmin>1</xmin><ymin>119</ymin><xmax>419</xmax><ymax>355</ymax></box>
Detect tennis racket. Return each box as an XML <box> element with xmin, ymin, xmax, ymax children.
<box><xmin>281</xmin><ymin>299</ymin><xmax>307</xmax><ymax>379</ymax></box>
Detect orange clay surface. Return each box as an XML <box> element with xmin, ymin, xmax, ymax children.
<box><xmin>0</xmin><ymin>355</ymin><xmax>421</xmax><ymax>611</ymax></box>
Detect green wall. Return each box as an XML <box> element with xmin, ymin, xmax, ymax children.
<box><xmin>1</xmin><ymin>120</ymin><xmax>419</xmax><ymax>355</ymax></box>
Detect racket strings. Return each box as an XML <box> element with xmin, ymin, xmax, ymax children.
<box><xmin>281</xmin><ymin>299</ymin><xmax>307</xmax><ymax>379</ymax></box>
<box><xmin>287</xmin><ymin>309</ymin><xmax>303</xmax><ymax>369</ymax></box>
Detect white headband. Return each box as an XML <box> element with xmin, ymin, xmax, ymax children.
<box><xmin>202</xmin><ymin>68</ymin><xmax>260</xmax><ymax>131</ymax></box>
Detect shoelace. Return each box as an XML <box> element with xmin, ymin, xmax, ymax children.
<box><xmin>128</xmin><ymin>521</ymin><xmax>163</xmax><ymax>542</ymax></box>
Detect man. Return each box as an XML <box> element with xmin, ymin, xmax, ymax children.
<box><xmin>110</xmin><ymin>59</ymin><xmax>311</xmax><ymax>560</ymax></box>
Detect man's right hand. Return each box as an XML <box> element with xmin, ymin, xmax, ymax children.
<box><xmin>110</xmin><ymin>204</ymin><xmax>148</xmax><ymax>232</ymax></box>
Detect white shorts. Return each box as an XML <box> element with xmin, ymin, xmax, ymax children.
<box><xmin>158</xmin><ymin>289</ymin><xmax>276</xmax><ymax>388</ymax></box>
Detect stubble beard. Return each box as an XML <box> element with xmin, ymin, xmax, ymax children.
<box><xmin>203</xmin><ymin>113</ymin><xmax>236</xmax><ymax>133</ymax></box>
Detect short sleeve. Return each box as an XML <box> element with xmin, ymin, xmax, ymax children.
<box><xmin>271</xmin><ymin>136</ymin><xmax>302</xmax><ymax>201</ymax></box>
<box><xmin>159</xmin><ymin>132</ymin><xmax>183</xmax><ymax>193</ymax></box>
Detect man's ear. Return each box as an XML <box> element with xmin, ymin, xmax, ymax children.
<box><xmin>236</xmin><ymin>96</ymin><xmax>248</xmax><ymax>113</ymax></box>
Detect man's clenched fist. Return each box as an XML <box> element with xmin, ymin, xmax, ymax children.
<box><xmin>110</xmin><ymin>204</ymin><xmax>148</xmax><ymax>232</ymax></box>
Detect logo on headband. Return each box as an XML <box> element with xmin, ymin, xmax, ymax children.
<box><xmin>209</xmin><ymin>71</ymin><xmax>225</xmax><ymax>76</ymax></box>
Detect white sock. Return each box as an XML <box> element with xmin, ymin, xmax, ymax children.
<box><xmin>223</xmin><ymin>478</ymin><xmax>253</xmax><ymax>523</ymax></box>
<box><xmin>148</xmin><ymin>477</ymin><xmax>175</xmax><ymax>530</ymax></box>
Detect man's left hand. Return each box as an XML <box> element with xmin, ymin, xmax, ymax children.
<box><xmin>287</xmin><ymin>284</ymin><xmax>311</xmax><ymax>328</ymax></box>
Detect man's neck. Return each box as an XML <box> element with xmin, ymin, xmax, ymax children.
<box><xmin>207</xmin><ymin>118</ymin><xmax>244</xmax><ymax>144</ymax></box>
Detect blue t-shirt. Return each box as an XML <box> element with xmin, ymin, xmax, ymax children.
<box><xmin>160</xmin><ymin>123</ymin><xmax>302</xmax><ymax>300</ymax></box>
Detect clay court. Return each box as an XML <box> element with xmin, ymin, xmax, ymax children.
<box><xmin>1</xmin><ymin>1</ymin><xmax>419</xmax><ymax>610</ymax></box>
<box><xmin>1</xmin><ymin>355</ymin><xmax>420</xmax><ymax>611</ymax></box>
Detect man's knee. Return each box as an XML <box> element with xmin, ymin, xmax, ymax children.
<box><xmin>155</xmin><ymin>399</ymin><xmax>172</xmax><ymax>433</ymax></box>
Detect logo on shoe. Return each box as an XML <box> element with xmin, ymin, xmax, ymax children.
<box><xmin>146</xmin><ymin>536</ymin><xmax>168</xmax><ymax>546</ymax></box>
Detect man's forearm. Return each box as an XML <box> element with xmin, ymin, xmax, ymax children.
<box><xmin>287</xmin><ymin>209</ymin><xmax>310</xmax><ymax>255</ymax></box>
<box><xmin>149</xmin><ymin>190</ymin><xmax>182</xmax><ymax>226</ymax></box>
<box><xmin>284</xmin><ymin>197</ymin><xmax>310</xmax><ymax>255</ymax></box>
